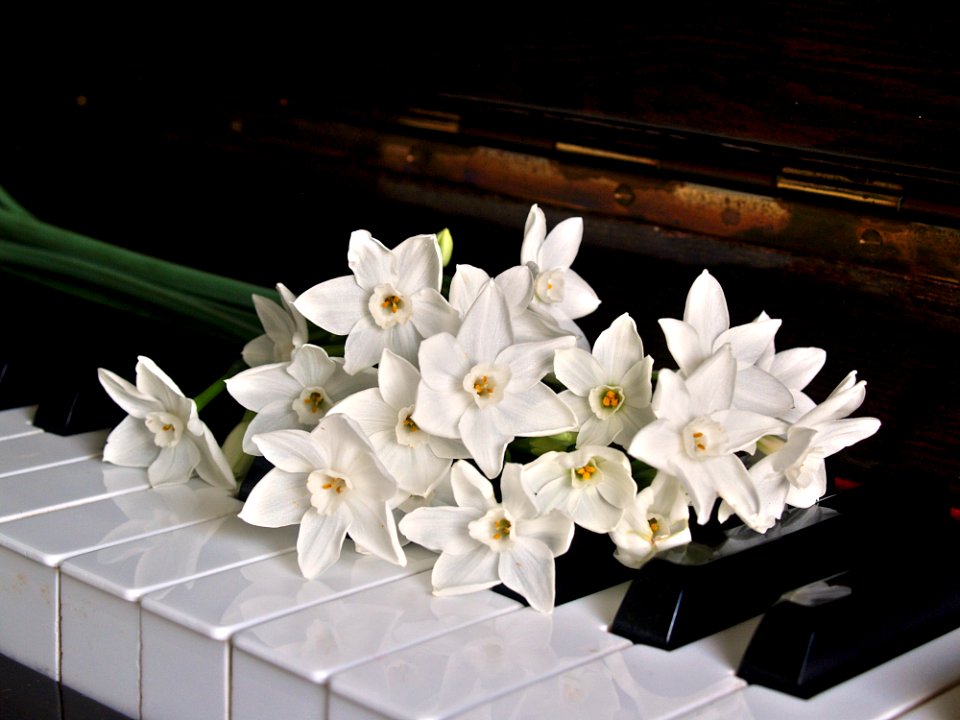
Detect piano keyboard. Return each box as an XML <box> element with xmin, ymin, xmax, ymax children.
<box><xmin>2</xmin><ymin>403</ymin><xmax>959</xmax><ymax>720</ymax></box>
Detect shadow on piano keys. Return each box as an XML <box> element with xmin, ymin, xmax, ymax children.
<box><xmin>2</xmin><ymin>404</ymin><xmax>960</xmax><ymax>720</ymax></box>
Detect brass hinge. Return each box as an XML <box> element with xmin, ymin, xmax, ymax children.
<box><xmin>555</xmin><ymin>142</ymin><xmax>659</xmax><ymax>168</ymax></box>
<box><xmin>396</xmin><ymin>109</ymin><xmax>460</xmax><ymax>135</ymax></box>
<box><xmin>776</xmin><ymin>167</ymin><xmax>903</xmax><ymax>209</ymax></box>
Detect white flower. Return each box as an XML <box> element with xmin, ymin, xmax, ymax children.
<box><xmin>328</xmin><ymin>349</ymin><xmax>469</xmax><ymax>499</ymax></box>
<box><xmin>398</xmin><ymin>461</ymin><xmax>574</xmax><ymax>613</ymax></box>
<box><xmin>659</xmin><ymin>270</ymin><xmax>793</xmax><ymax>416</ymax></box>
<box><xmin>521</xmin><ymin>204</ymin><xmax>600</xmax><ymax>333</ymax></box>
<box><xmin>413</xmin><ymin>282</ymin><xmax>577</xmax><ymax>479</ymax></box>
<box><xmin>610</xmin><ymin>472</ymin><xmax>691</xmax><ymax>568</ymax></box>
<box><xmin>742</xmin><ymin>371</ymin><xmax>880</xmax><ymax>529</ymax></box>
<box><xmin>225</xmin><ymin>344</ymin><xmax>376</xmax><ymax>455</ymax></box>
<box><xmin>294</xmin><ymin>230</ymin><xmax>459</xmax><ymax>374</ymax></box>
<box><xmin>242</xmin><ymin>283</ymin><xmax>309</xmax><ymax>366</ymax></box>
<box><xmin>522</xmin><ymin>445</ymin><xmax>637</xmax><ymax>533</ymax></box>
<box><xmin>753</xmin><ymin>310</ymin><xmax>827</xmax><ymax>423</ymax></box>
<box><xmin>627</xmin><ymin>346</ymin><xmax>786</xmax><ymax>528</ymax></box>
<box><xmin>554</xmin><ymin>313</ymin><xmax>654</xmax><ymax>448</ymax></box>
<box><xmin>98</xmin><ymin>356</ymin><xmax>235</xmax><ymax>490</ymax></box>
<box><xmin>449</xmin><ymin>263</ymin><xmax>573</xmax><ymax>345</ymax></box>
<box><xmin>239</xmin><ymin>415</ymin><xmax>406</xmax><ymax>578</ymax></box>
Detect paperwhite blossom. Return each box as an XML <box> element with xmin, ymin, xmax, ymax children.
<box><xmin>294</xmin><ymin>231</ymin><xmax>459</xmax><ymax>374</ymax></box>
<box><xmin>741</xmin><ymin>371</ymin><xmax>880</xmax><ymax>529</ymax></box>
<box><xmin>239</xmin><ymin>415</ymin><xmax>406</xmax><ymax>578</ymax></box>
<box><xmin>628</xmin><ymin>346</ymin><xmax>785</xmax><ymax>528</ymax></box>
<box><xmin>225</xmin><ymin>344</ymin><xmax>376</xmax><ymax>455</ymax></box>
<box><xmin>329</xmin><ymin>349</ymin><xmax>468</xmax><ymax>499</ymax></box>
<box><xmin>398</xmin><ymin>461</ymin><xmax>574</xmax><ymax>613</ymax></box>
<box><xmin>610</xmin><ymin>472</ymin><xmax>692</xmax><ymax>568</ymax></box>
<box><xmin>98</xmin><ymin>356</ymin><xmax>235</xmax><ymax>490</ymax></box>
<box><xmin>659</xmin><ymin>270</ymin><xmax>793</xmax><ymax>416</ymax></box>
<box><xmin>413</xmin><ymin>282</ymin><xmax>577</xmax><ymax>479</ymax></box>
<box><xmin>522</xmin><ymin>445</ymin><xmax>637</xmax><ymax>533</ymax></box>
<box><xmin>753</xmin><ymin>310</ymin><xmax>827</xmax><ymax>424</ymax></box>
<box><xmin>242</xmin><ymin>283</ymin><xmax>309</xmax><ymax>366</ymax></box>
<box><xmin>521</xmin><ymin>204</ymin><xmax>600</xmax><ymax>336</ymax></box>
<box><xmin>554</xmin><ymin>313</ymin><xmax>654</xmax><ymax>448</ymax></box>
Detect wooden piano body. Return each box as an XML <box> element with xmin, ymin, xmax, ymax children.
<box><xmin>2</xmin><ymin>5</ymin><xmax>960</xmax><ymax>717</ymax></box>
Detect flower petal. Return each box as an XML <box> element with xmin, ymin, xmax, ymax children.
<box><xmin>103</xmin><ymin>415</ymin><xmax>158</xmax><ymax>467</ymax></box>
<box><xmin>553</xmin><ymin>348</ymin><xmax>604</xmax><ymax>396</ymax></box>
<box><xmin>148</xmin><ymin>441</ymin><xmax>200</xmax><ymax>487</ymax></box>
<box><xmin>685</xmin><ymin>346</ymin><xmax>736</xmax><ymax>415</ymax></box>
<box><xmin>296</xmin><ymin>507</ymin><xmax>350</xmax><ymax>579</ymax></box>
<box><xmin>593</xmin><ymin>314</ymin><xmax>643</xmax><ymax>380</ymax></box>
<box><xmin>628</xmin><ymin>419</ymin><xmax>684</xmax><ymax>474</ymax></box>
<box><xmin>226</xmin><ymin>362</ymin><xmax>301</xmax><ymax>413</ymax></box>
<box><xmin>432</xmin><ymin>544</ymin><xmax>500</xmax><ymax>595</ymax></box>
<box><xmin>410</xmin><ymin>287</ymin><xmax>460</xmax><ymax>338</ymax></box>
<box><xmin>252</xmin><ymin>429</ymin><xmax>328</xmax><ymax>473</ymax></box>
<box><xmin>413</xmin><ymin>382</ymin><xmax>471</xmax><ymax>440</ymax></box>
<box><xmin>449</xmin><ymin>264</ymin><xmax>491</xmax><ymax>314</ymax></box>
<box><xmin>395</xmin><ymin>234</ymin><xmax>442</xmax><ymax>293</ymax></box>
<box><xmin>457</xmin><ymin>282</ymin><xmax>513</xmax><ymax>363</ymax></box>
<box><xmin>193</xmin><ymin>426</ymin><xmax>237</xmax><ymax>491</ymax></box>
<box><xmin>494</xmin><ymin>384</ymin><xmax>577</xmax><ymax>438</ymax></box>
<box><xmin>499</xmin><ymin>336</ymin><xmax>576</xmax><ymax>391</ymax></box>
<box><xmin>499</xmin><ymin>540</ymin><xmax>556</xmax><ymax>613</ymax></box>
<box><xmin>239</xmin><ymin>468</ymin><xmax>311</xmax><ymax>527</ymax></box>
<box><xmin>712</xmin><ymin>409</ymin><xmax>787</xmax><ymax>454</ymax></box>
<box><xmin>769</xmin><ymin>347</ymin><xmax>827</xmax><ymax>390</ymax></box>
<box><xmin>98</xmin><ymin>368</ymin><xmax>163</xmax><ymax>418</ymax></box>
<box><xmin>539</xmin><ymin>216</ymin><xmax>583</xmax><ymax>270</ymax></box>
<box><xmin>556</xmin><ymin>268</ymin><xmax>600</xmax><ymax>320</ymax></box>
<box><xmin>733</xmin><ymin>366</ymin><xmax>794</xmax><ymax>417</ymax></box>
<box><xmin>295</xmin><ymin>275</ymin><xmax>367</xmax><ymax>335</ymax></box>
<box><xmin>242</xmin><ymin>400</ymin><xmax>301</xmax><ymax>455</ymax></box>
<box><xmin>348</xmin><ymin>230</ymin><xmax>396</xmax><ymax>289</ymax></box>
<box><xmin>343</xmin><ymin>314</ymin><xmax>387</xmax><ymax>374</ymax></box>
<box><xmin>285</xmin><ymin>344</ymin><xmax>337</xmax><ymax>388</ymax></box>
<box><xmin>716</xmin><ymin>317</ymin><xmax>782</xmax><ymax>368</ymax></box>
<box><xmin>328</xmin><ymin>388</ymin><xmax>395</xmax><ymax>434</ymax></box>
<box><xmin>572</xmin><ymin>489</ymin><xmax>625</xmax><ymax>533</ymax></box>
<box><xmin>450</xmin><ymin>459</ymin><xmax>497</xmax><ymax>511</ymax></box>
<box><xmin>658</xmin><ymin>319</ymin><xmax>705</xmax><ymax>377</ymax></box>
<box><xmin>520</xmin><ymin>204</ymin><xmax>547</xmax><ymax>266</ymax></box>
<box><xmin>398</xmin><ymin>505</ymin><xmax>480</xmax><ymax>554</ymax></box>
<box><xmin>346</xmin><ymin>497</ymin><xmax>405</xmax><ymax>566</ymax></box>
<box><xmin>418</xmin><ymin>332</ymin><xmax>473</xmax><ymax>392</ymax></box>
<box><xmin>135</xmin><ymin>357</ymin><xmax>189</xmax><ymax>412</ymax></box>
<box><xmin>683</xmin><ymin>270</ymin><xmax>729</xmax><ymax>349</ymax></box>
<box><xmin>241</xmin><ymin>335</ymin><xmax>278</xmax><ymax>367</ymax></box>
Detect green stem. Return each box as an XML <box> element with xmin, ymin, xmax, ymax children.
<box><xmin>0</xmin><ymin>206</ymin><xmax>277</xmax><ymax>309</ymax></box>
<box><xmin>0</xmin><ymin>187</ymin><xmax>34</xmax><ymax>217</ymax></box>
<box><xmin>195</xmin><ymin>359</ymin><xmax>249</xmax><ymax>411</ymax></box>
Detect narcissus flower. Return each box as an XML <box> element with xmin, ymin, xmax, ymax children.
<box><xmin>225</xmin><ymin>344</ymin><xmax>376</xmax><ymax>455</ymax></box>
<box><xmin>554</xmin><ymin>313</ymin><xmax>654</xmax><ymax>448</ymax></box>
<box><xmin>398</xmin><ymin>461</ymin><xmax>574</xmax><ymax>613</ymax></box>
<box><xmin>295</xmin><ymin>231</ymin><xmax>459</xmax><ymax>374</ymax></box>
<box><xmin>610</xmin><ymin>472</ymin><xmax>691</xmax><ymax>568</ymax></box>
<box><xmin>240</xmin><ymin>415</ymin><xmax>406</xmax><ymax>578</ymax></box>
<box><xmin>242</xmin><ymin>283</ymin><xmax>309</xmax><ymax>367</ymax></box>
<box><xmin>98</xmin><ymin>356</ymin><xmax>235</xmax><ymax>490</ymax></box>
<box><xmin>413</xmin><ymin>282</ymin><xmax>577</xmax><ymax>479</ymax></box>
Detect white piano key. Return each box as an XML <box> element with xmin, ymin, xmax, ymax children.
<box><xmin>896</xmin><ymin>681</ymin><xmax>960</xmax><ymax>719</ymax></box>
<box><xmin>449</xmin><ymin>615</ymin><xmax>761</xmax><ymax>720</ymax></box>
<box><xmin>0</xmin><ymin>405</ymin><xmax>41</xmax><ymax>440</ymax></box>
<box><xmin>59</xmin><ymin>515</ymin><xmax>299</xmax><ymax>719</ymax></box>
<box><xmin>0</xmin><ymin>479</ymin><xmax>240</xmax><ymax>678</ymax></box>
<box><xmin>139</xmin><ymin>543</ymin><xmax>437</xmax><ymax>720</ymax></box>
<box><xmin>327</xmin><ymin>582</ymin><xmax>633</xmax><ymax>720</ymax></box>
<box><xmin>698</xmin><ymin>624</ymin><xmax>960</xmax><ymax>720</ymax></box>
<box><xmin>0</xmin><ymin>459</ymin><xmax>148</xmax><ymax>524</ymax></box>
<box><xmin>0</xmin><ymin>428</ymin><xmax>108</xmax><ymax>478</ymax></box>
<box><xmin>231</xmin><ymin>571</ymin><xmax>522</xmax><ymax>720</ymax></box>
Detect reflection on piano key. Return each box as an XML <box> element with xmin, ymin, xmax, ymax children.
<box><xmin>0</xmin><ymin>460</ymin><xmax>148</xmax><ymax>524</ymax></box>
<box><xmin>139</xmin><ymin>544</ymin><xmax>437</xmax><ymax>720</ymax></box>
<box><xmin>0</xmin><ymin>405</ymin><xmax>41</xmax><ymax>441</ymax></box>
<box><xmin>0</xmin><ymin>479</ymin><xmax>240</xmax><ymax>679</ymax></box>
<box><xmin>327</xmin><ymin>583</ymin><xmax>632</xmax><ymax>720</ymax></box>
<box><xmin>450</xmin><ymin>616</ymin><xmax>760</xmax><ymax>720</ymax></box>
<box><xmin>0</xmin><ymin>427</ymin><xmax>107</xmax><ymax>478</ymax></box>
<box><xmin>59</xmin><ymin>515</ymin><xmax>299</xmax><ymax>718</ymax></box>
<box><xmin>898</xmin><ymin>681</ymin><xmax>960</xmax><ymax>719</ymax></box>
<box><xmin>231</xmin><ymin>571</ymin><xmax>521</xmax><ymax>720</ymax></box>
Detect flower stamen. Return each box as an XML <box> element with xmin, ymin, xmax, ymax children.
<box><xmin>492</xmin><ymin>517</ymin><xmax>511</xmax><ymax>540</ymax></box>
<box><xmin>473</xmin><ymin>375</ymin><xmax>494</xmax><ymax>397</ymax></box>
<box><xmin>602</xmin><ymin>390</ymin><xmax>620</xmax><ymax>408</ymax></box>
<box><xmin>320</xmin><ymin>477</ymin><xmax>347</xmax><ymax>494</ymax></box>
<box><xmin>575</xmin><ymin>463</ymin><xmax>598</xmax><ymax>481</ymax></box>
<box><xmin>381</xmin><ymin>295</ymin><xmax>403</xmax><ymax>314</ymax></box>
<box><xmin>304</xmin><ymin>391</ymin><xmax>325</xmax><ymax>414</ymax></box>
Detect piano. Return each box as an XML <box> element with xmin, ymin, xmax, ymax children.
<box><xmin>3</xmin><ymin>5</ymin><xmax>960</xmax><ymax>717</ymax></box>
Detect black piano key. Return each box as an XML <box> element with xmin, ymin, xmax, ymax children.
<box><xmin>610</xmin><ymin>501</ymin><xmax>858</xmax><ymax>649</ymax></box>
<box><xmin>737</xmin><ymin>526</ymin><xmax>960</xmax><ymax>698</ymax></box>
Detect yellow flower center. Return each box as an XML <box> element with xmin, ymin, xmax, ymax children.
<box><xmin>320</xmin><ymin>477</ymin><xmax>347</xmax><ymax>494</ymax></box>
<box><xmin>381</xmin><ymin>295</ymin><xmax>403</xmax><ymax>314</ymax></box>
<box><xmin>403</xmin><ymin>415</ymin><xmax>418</xmax><ymax>432</ymax></box>
<box><xmin>575</xmin><ymin>463</ymin><xmax>598</xmax><ymax>481</ymax></box>
<box><xmin>648</xmin><ymin>517</ymin><xmax>660</xmax><ymax>534</ymax></box>
<box><xmin>473</xmin><ymin>375</ymin><xmax>494</xmax><ymax>397</ymax></box>
<box><xmin>692</xmin><ymin>431</ymin><xmax>706</xmax><ymax>452</ymax></box>
<box><xmin>602</xmin><ymin>389</ymin><xmax>621</xmax><ymax>408</ymax></box>
<box><xmin>492</xmin><ymin>517</ymin><xmax>511</xmax><ymax>540</ymax></box>
<box><xmin>304</xmin><ymin>391</ymin><xmax>325</xmax><ymax>414</ymax></box>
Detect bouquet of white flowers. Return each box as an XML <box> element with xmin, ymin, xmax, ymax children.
<box><xmin>97</xmin><ymin>204</ymin><xmax>880</xmax><ymax>613</ymax></box>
